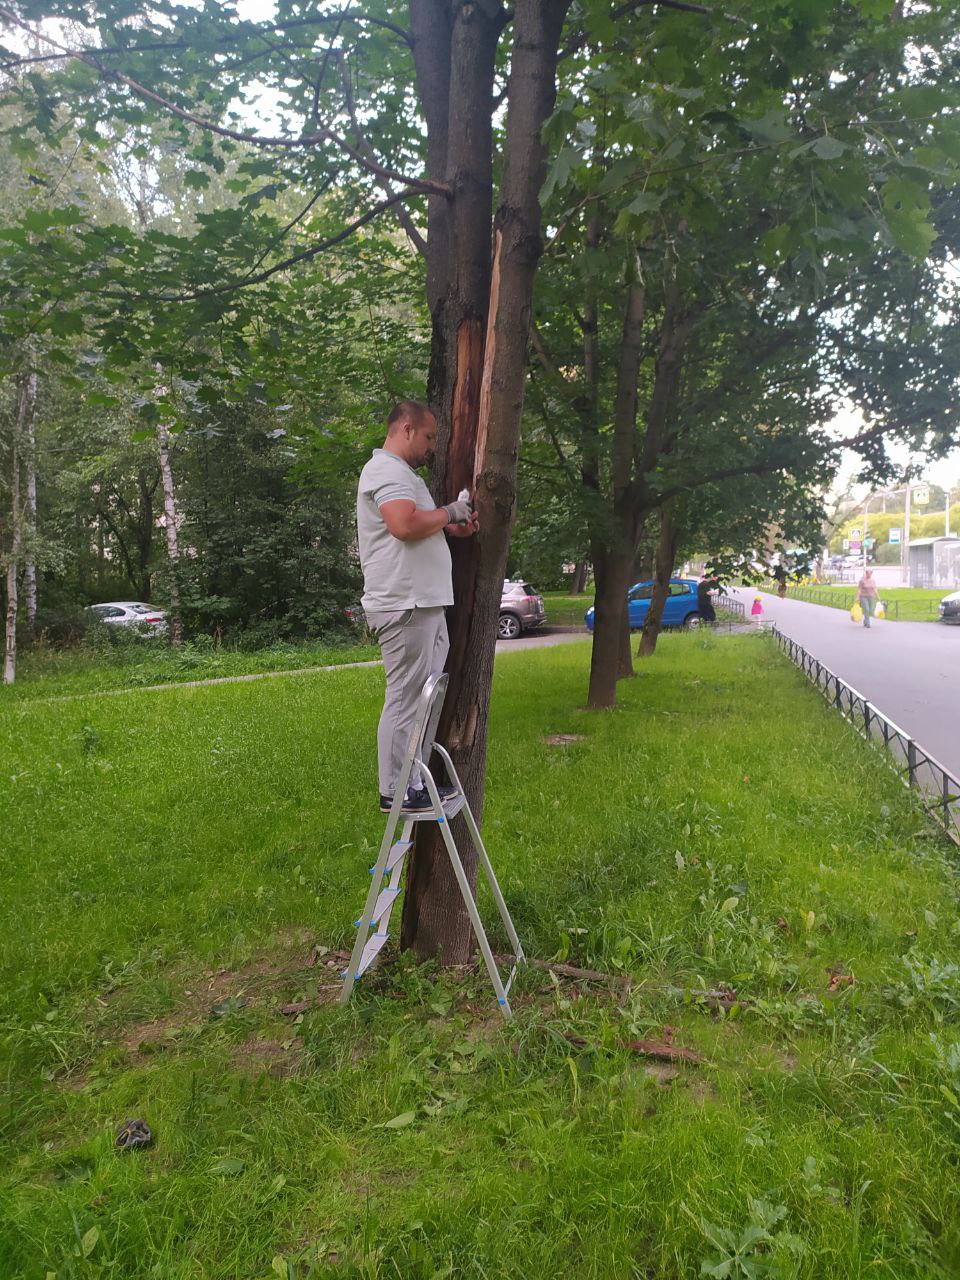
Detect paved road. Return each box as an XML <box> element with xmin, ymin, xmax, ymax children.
<box><xmin>730</xmin><ymin>588</ymin><xmax>959</xmax><ymax>776</ymax></box>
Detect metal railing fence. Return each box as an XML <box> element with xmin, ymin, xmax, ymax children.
<box><xmin>716</xmin><ymin>592</ymin><xmax>745</xmax><ymax>620</ymax></box>
<box><xmin>769</xmin><ymin>583</ymin><xmax>945</xmax><ymax>619</ymax></box>
<box><xmin>772</xmin><ymin>627</ymin><xmax>959</xmax><ymax>847</ymax></box>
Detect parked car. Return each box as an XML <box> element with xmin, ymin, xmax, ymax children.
<box><xmin>85</xmin><ymin>601</ymin><xmax>168</xmax><ymax>637</ymax></box>
<box><xmin>584</xmin><ymin>577</ymin><xmax>704</xmax><ymax>632</ymax></box>
<box><xmin>499</xmin><ymin>581</ymin><xmax>546</xmax><ymax>639</ymax></box>
<box><xmin>939</xmin><ymin>590</ymin><xmax>960</xmax><ymax>624</ymax></box>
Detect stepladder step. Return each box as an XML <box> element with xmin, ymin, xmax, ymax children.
<box><xmin>368</xmin><ymin>885</ymin><xmax>401</xmax><ymax>929</ymax></box>
<box><xmin>386</xmin><ymin>840</ymin><xmax>411</xmax><ymax>873</ymax></box>
<box><xmin>356</xmin><ymin>931</ymin><xmax>390</xmax><ymax>978</ymax></box>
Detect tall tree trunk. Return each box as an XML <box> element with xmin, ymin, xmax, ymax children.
<box><xmin>4</xmin><ymin>375</ymin><xmax>29</xmax><ymax>684</ymax></box>
<box><xmin>96</xmin><ymin>511</ymin><xmax>105</xmax><ymax>589</ymax></box>
<box><xmin>401</xmin><ymin>0</ymin><xmax>571</xmax><ymax>962</ymax></box>
<box><xmin>637</xmin><ymin>505</ymin><xmax>679</xmax><ymax>657</ymax></box>
<box><xmin>157</xmin><ymin>421</ymin><xmax>184</xmax><ymax>647</ymax></box>
<box><xmin>22</xmin><ymin>371</ymin><xmax>38</xmax><ymax>642</ymax></box>
<box><xmin>572</xmin><ymin>559</ymin><xmax>589</xmax><ymax>594</ymax></box>
<box><xmin>587</xmin><ymin>544</ymin><xmax>633</xmax><ymax>708</ymax></box>
<box><xmin>587</xmin><ymin>277</ymin><xmax>646</xmax><ymax>707</ymax></box>
<box><xmin>136</xmin><ymin>468</ymin><xmax>156</xmax><ymax>598</ymax></box>
<box><xmin>617</xmin><ymin>591</ymin><xmax>634</xmax><ymax>679</ymax></box>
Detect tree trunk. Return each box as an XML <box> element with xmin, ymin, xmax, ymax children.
<box><xmin>587</xmin><ymin>546</ymin><xmax>633</xmax><ymax>708</ymax></box>
<box><xmin>4</xmin><ymin>375</ymin><xmax>29</xmax><ymax>684</ymax></box>
<box><xmin>637</xmin><ymin>505</ymin><xmax>679</xmax><ymax>657</ymax></box>
<box><xmin>22</xmin><ymin>371</ymin><xmax>38</xmax><ymax>642</ymax></box>
<box><xmin>587</xmin><ymin>276</ymin><xmax>646</xmax><ymax>707</ymax></box>
<box><xmin>617</xmin><ymin>593</ymin><xmax>634</xmax><ymax>680</ymax></box>
<box><xmin>401</xmin><ymin>0</ymin><xmax>571</xmax><ymax>962</ymax></box>
<box><xmin>572</xmin><ymin>559</ymin><xmax>589</xmax><ymax>593</ymax></box>
<box><xmin>157</xmin><ymin>421</ymin><xmax>184</xmax><ymax>646</ymax></box>
<box><xmin>136</xmin><ymin>468</ymin><xmax>157</xmax><ymax>598</ymax></box>
<box><xmin>96</xmin><ymin>510</ymin><xmax>105</xmax><ymax>589</ymax></box>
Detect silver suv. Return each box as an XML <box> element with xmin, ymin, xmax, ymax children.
<box><xmin>499</xmin><ymin>580</ymin><xmax>546</xmax><ymax>639</ymax></box>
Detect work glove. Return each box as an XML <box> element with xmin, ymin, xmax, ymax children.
<box><xmin>443</xmin><ymin>494</ymin><xmax>473</xmax><ymax>525</ymax></box>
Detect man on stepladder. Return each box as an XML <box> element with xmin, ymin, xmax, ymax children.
<box><xmin>357</xmin><ymin>400</ymin><xmax>479</xmax><ymax>815</ymax></box>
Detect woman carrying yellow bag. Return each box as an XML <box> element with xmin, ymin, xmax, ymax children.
<box><xmin>856</xmin><ymin>569</ymin><xmax>880</xmax><ymax>629</ymax></box>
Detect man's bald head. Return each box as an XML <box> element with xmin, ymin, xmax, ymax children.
<box><xmin>384</xmin><ymin>400</ymin><xmax>438</xmax><ymax>469</ymax></box>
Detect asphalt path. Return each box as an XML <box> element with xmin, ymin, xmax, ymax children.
<box><xmin>729</xmin><ymin>587</ymin><xmax>960</xmax><ymax>777</ymax></box>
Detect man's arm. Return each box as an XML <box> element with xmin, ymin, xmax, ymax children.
<box><xmin>379</xmin><ymin>499</ymin><xmax>451</xmax><ymax>543</ymax></box>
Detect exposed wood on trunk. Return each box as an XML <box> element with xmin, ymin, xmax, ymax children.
<box><xmin>4</xmin><ymin>375</ymin><xmax>30</xmax><ymax>684</ymax></box>
<box><xmin>638</xmin><ymin>504</ymin><xmax>680</xmax><ymax>657</ymax></box>
<box><xmin>22</xmin><ymin>371</ymin><xmax>38</xmax><ymax>641</ymax></box>
<box><xmin>474</xmin><ymin>228</ymin><xmax>503</xmax><ymax>486</ymax></box>
<box><xmin>446</xmin><ymin>319</ymin><xmax>485</xmax><ymax>498</ymax></box>
<box><xmin>157</xmin><ymin>420</ymin><xmax>184</xmax><ymax>647</ymax></box>
<box><xmin>401</xmin><ymin>0</ymin><xmax>571</xmax><ymax>964</ymax></box>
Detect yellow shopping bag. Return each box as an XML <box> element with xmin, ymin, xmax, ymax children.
<box><xmin>850</xmin><ymin>601</ymin><xmax>863</xmax><ymax>623</ymax></box>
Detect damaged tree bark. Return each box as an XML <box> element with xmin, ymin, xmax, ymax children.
<box><xmin>401</xmin><ymin>0</ymin><xmax>572</xmax><ymax>962</ymax></box>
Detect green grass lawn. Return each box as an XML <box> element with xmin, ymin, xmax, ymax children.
<box><xmin>542</xmin><ymin>590</ymin><xmax>592</xmax><ymax>626</ymax></box>
<box><xmin>775</xmin><ymin>584</ymin><xmax>947</xmax><ymax>621</ymax></box>
<box><xmin>3</xmin><ymin>636</ymin><xmax>379</xmax><ymax>703</ymax></box>
<box><xmin>3</xmin><ymin>634</ymin><xmax>960</xmax><ymax>1278</ymax></box>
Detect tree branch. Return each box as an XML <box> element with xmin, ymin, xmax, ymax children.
<box><xmin>152</xmin><ymin>187</ymin><xmax>421</xmax><ymax>301</ymax></box>
<box><xmin>558</xmin><ymin>0</ymin><xmax>743</xmax><ymax>61</ymax></box>
<box><xmin>0</xmin><ymin>7</ymin><xmax>445</xmax><ymax>197</ymax></box>
<box><xmin>0</xmin><ymin>8</ymin><xmax>413</xmax><ymax>69</ymax></box>
<box><xmin>341</xmin><ymin>57</ymin><xmax>427</xmax><ymax>257</ymax></box>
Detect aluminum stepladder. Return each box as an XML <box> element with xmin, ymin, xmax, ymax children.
<box><xmin>339</xmin><ymin>672</ymin><xmax>524</xmax><ymax>1019</ymax></box>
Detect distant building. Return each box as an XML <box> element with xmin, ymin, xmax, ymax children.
<box><xmin>906</xmin><ymin>536</ymin><xmax>960</xmax><ymax>588</ymax></box>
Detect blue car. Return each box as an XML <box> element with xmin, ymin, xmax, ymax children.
<box><xmin>585</xmin><ymin>577</ymin><xmax>704</xmax><ymax>631</ymax></box>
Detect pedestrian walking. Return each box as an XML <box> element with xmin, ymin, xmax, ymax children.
<box><xmin>697</xmin><ymin>576</ymin><xmax>718</xmax><ymax>625</ymax></box>
<box><xmin>856</xmin><ymin>568</ymin><xmax>880</xmax><ymax>629</ymax></box>
<box><xmin>356</xmin><ymin>401</ymin><xmax>479</xmax><ymax>814</ymax></box>
<box><xmin>751</xmin><ymin>595</ymin><xmax>764</xmax><ymax>624</ymax></box>
<box><xmin>772</xmin><ymin>563</ymin><xmax>788</xmax><ymax>598</ymax></box>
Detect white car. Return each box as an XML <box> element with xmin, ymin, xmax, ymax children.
<box><xmin>85</xmin><ymin>601</ymin><xmax>169</xmax><ymax>637</ymax></box>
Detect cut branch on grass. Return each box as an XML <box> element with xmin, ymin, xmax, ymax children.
<box><xmin>564</xmin><ymin>1031</ymin><xmax>704</xmax><ymax>1064</ymax></box>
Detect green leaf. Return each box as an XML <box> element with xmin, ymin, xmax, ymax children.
<box><xmin>184</xmin><ymin>170</ymin><xmax>211</xmax><ymax>190</ymax></box>
<box><xmin>884</xmin><ymin>209</ymin><xmax>938</xmax><ymax>260</ymax></box>
<box><xmin>742</xmin><ymin>110</ymin><xmax>792</xmax><ymax>146</ymax></box>
<box><xmin>80</xmin><ymin>1226</ymin><xmax>100</xmax><ymax>1258</ymax></box>
<box><xmin>720</xmin><ymin>897</ymin><xmax>739</xmax><ymax>914</ymax></box>
<box><xmin>380</xmin><ymin>1110</ymin><xmax>416</xmax><ymax>1129</ymax></box>
<box><xmin>542</xmin><ymin>146</ymin><xmax>579</xmax><ymax>203</ymax></box>
<box><xmin>811</xmin><ymin>135</ymin><xmax>848</xmax><ymax>160</ymax></box>
<box><xmin>210</xmin><ymin>1156</ymin><xmax>245</xmax><ymax>1175</ymax></box>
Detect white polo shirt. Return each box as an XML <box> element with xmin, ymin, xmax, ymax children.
<box><xmin>356</xmin><ymin>449</ymin><xmax>453</xmax><ymax>611</ymax></box>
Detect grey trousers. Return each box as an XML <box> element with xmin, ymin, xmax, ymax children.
<box><xmin>364</xmin><ymin>605</ymin><xmax>449</xmax><ymax>797</ymax></box>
